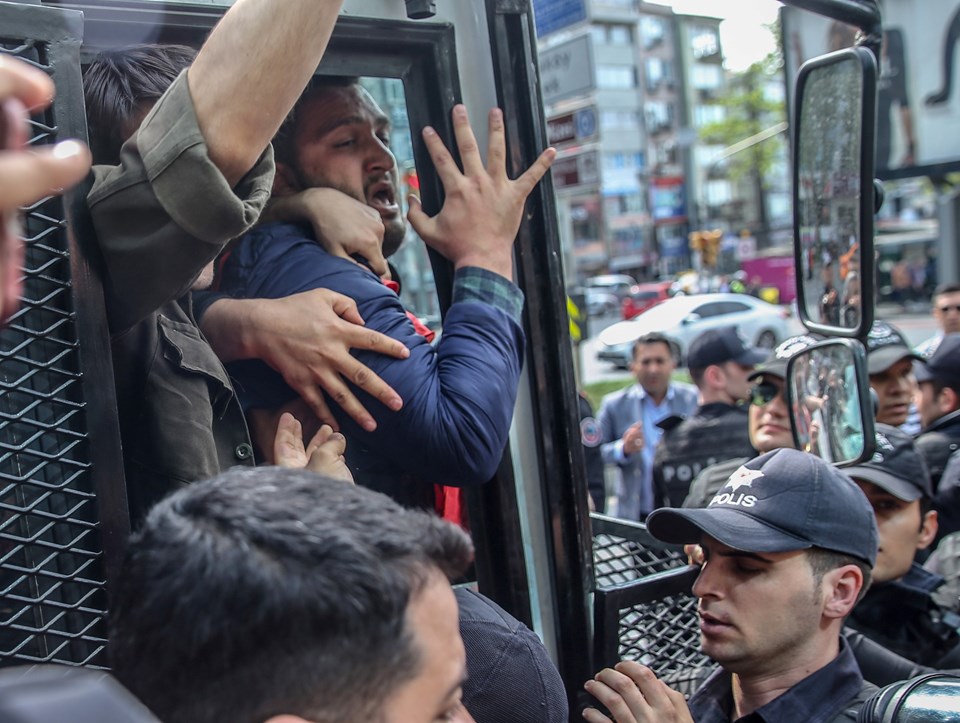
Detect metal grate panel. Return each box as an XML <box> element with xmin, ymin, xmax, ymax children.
<box><xmin>591</xmin><ymin>514</ymin><xmax>713</xmax><ymax>696</ymax></box>
<box><xmin>0</xmin><ymin>27</ymin><xmax>108</xmax><ymax>668</ymax></box>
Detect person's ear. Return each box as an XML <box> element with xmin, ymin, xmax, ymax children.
<box><xmin>265</xmin><ymin>716</ymin><xmax>313</xmax><ymax>723</ymax></box>
<box><xmin>941</xmin><ymin>386</ymin><xmax>959</xmax><ymax>415</ymax></box>
<box><xmin>919</xmin><ymin>508</ymin><xmax>939</xmax><ymax>551</ymax></box>
<box><xmin>273</xmin><ymin>162</ymin><xmax>301</xmax><ymax>197</ymax></box>
<box><xmin>821</xmin><ymin>564</ymin><xmax>863</xmax><ymax>619</ymax></box>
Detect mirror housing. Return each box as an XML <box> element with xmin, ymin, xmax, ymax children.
<box><xmin>785</xmin><ymin>338</ymin><xmax>874</xmax><ymax>466</ymax></box>
<box><xmin>793</xmin><ymin>47</ymin><xmax>877</xmax><ymax>338</ymax></box>
<box><xmin>682</xmin><ymin>313</ymin><xmax>701</xmax><ymax>326</ymax></box>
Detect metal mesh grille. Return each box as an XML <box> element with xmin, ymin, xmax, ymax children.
<box><xmin>0</xmin><ymin>39</ymin><xmax>107</xmax><ymax>668</ymax></box>
<box><xmin>592</xmin><ymin>516</ymin><xmax>713</xmax><ymax>696</ymax></box>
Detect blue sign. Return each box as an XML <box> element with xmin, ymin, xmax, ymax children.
<box><xmin>533</xmin><ymin>0</ymin><xmax>587</xmax><ymax>38</ymax></box>
<box><xmin>575</xmin><ymin>106</ymin><xmax>597</xmax><ymax>140</ymax></box>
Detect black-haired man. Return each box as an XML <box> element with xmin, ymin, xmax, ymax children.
<box><xmin>653</xmin><ymin>326</ymin><xmax>765</xmax><ymax>507</ymax></box>
<box><xmin>80</xmin><ymin>7</ymin><xmax>423</xmax><ymax>520</ymax></box>
<box><xmin>598</xmin><ymin>333</ymin><xmax>698</xmax><ymax>520</ymax></box>
<box><xmin>110</xmin><ymin>467</ymin><xmax>477</xmax><ymax>723</ymax></box>
<box><xmin>914</xmin><ymin>334</ymin><xmax>960</xmax><ymax>491</ymax></box>
<box><xmin>209</xmin><ymin>80</ymin><xmax>555</xmax><ymax>508</ymax></box>
<box><xmin>845</xmin><ymin>425</ymin><xmax>960</xmax><ymax>668</ymax></box>
<box><xmin>683</xmin><ymin>334</ymin><xmax>821</xmax><ymax>508</ymax></box>
<box><xmin>584</xmin><ymin>449</ymin><xmax>879</xmax><ymax>723</ymax></box>
<box><xmin>865</xmin><ymin>320</ymin><xmax>922</xmax><ymax>432</ymax></box>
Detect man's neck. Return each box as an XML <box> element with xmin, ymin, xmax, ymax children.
<box><xmin>729</xmin><ymin>637</ymin><xmax>840</xmax><ymax>718</ymax></box>
<box><xmin>700</xmin><ymin>389</ymin><xmax>733</xmax><ymax>406</ymax></box>
<box><xmin>642</xmin><ymin>385</ymin><xmax>668</xmax><ymax>405</ymax></box>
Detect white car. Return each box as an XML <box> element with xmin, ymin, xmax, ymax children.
<box><xmin>596</xmin><ymin>293</ymin><xmax>791</xmax><ymax>369</ymax></box>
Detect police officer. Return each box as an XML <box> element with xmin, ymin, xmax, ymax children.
<box><xmin>652</xmin><ymin>326</ymin><xmax>766</xmax><ymax>508</ymax></box>
<box><xmin>914</xmin><ymin>334</ymin><xmax>960</xmax><ymax>491</ymax></box>
<box><xmin>845</xmin><ymin>425</ymin><xmax>960</xmax><ymax>669</ymax></box>
<box><xmin>682</xmin><ymin>334</ymin><xmax>821</xmax><ymax>508</ymax></box>
<box><xmin>866</xmin><ymin>320</ymin><xmax>922</xmax><ymax>433</ymax></box>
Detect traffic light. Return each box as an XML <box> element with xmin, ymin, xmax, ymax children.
<box><xmin>701</xmin><ymin>229</ymin><xmax>722</xmax><ymax>267</ymax></box>
<box><xmin>688</xmin><ymin>231</ymin><xmax>703</xmax><ymax>253</ymax></box>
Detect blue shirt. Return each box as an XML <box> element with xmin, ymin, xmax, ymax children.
<box><xmin>688</xmin><ymin>638</ymin><xmax>872</xmax><ymax>723</ymax></box>
<box><xmin>217</xmin><ymin>222</ymin><xmax>525</xmax><ymax>507</ymax></box>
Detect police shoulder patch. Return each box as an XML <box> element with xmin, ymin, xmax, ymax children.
<box><xmin>581</xmin><ymin>417</ymin><xmax>602</xmax><ymax>447</ymax></box>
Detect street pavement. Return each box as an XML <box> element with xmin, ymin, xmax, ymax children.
<box><xmin>579</xmin><ymin>303</ymin><xmax>941</xmax><ymax>387</ymax></box>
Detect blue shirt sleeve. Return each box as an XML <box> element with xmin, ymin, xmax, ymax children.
<box><xmin>220</xmin><ymin>224</ymin><xmax>525</xmax><ymax>485</ymax></box>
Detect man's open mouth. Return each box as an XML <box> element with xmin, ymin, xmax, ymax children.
<box><xmin>367</xmin><ymin>181</ymin><xmax>400</xmax><ymax>215</ymax></box>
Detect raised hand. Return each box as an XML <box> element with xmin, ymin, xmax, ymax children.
<box><xmin>407</xmin><ymin>104</ymin><xmax>555</xmax><ymax>280</ymax></box>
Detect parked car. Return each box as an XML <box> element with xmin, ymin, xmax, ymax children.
<box><xmin>621</xmin><ymin>281</ymin><xmax>673</xmax><ymax>320</ymax></box>
<box><xmin>584</xmin><ymin>288</ymin><xmax>620</xmax><ymax>316</ymax></box>
<box><xmin>583</xmin><ymin>274</ymin><xmax>637</xmax><ymax>300</ymax></box>
<box><xmin>596</xmin><ymin>293</ymin><xmax>791</xmax><ymax>369</ymax></box>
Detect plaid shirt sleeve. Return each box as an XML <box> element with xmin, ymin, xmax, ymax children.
<box><xmin>452</xmin><ymin>267</ymin><xmax>524</xmax><ymax>323</ymax></box>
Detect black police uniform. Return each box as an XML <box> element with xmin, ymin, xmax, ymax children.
<box><xmin>846</xmin><ymin>563</ymin><xmax>960</xmax><ymax>669</ymax></box>
<box><xmin>652</xmin><ymin>403</ymin><xmax>755</xmax><ymax>508</ymax></box>
<box><xmin>916</xmin><ymin>409</ymin><xmax>960</xmax><ymax>492</ymax></box>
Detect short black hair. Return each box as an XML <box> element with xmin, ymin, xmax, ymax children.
<box><xmin>807</xmin><ymin>547</ymin><xmax>872</xmax><ymax>605</ymax></box>
<box><xmin>932</xmin><ymin>378</ymin><xmax>960</xmax><ymax>407</ymax></box>
<box><xmin>632</xmin><ymin>332</ymin><xmax>678</xmax><ymax>361</ymax></box>
<box><xmin>272</xmin><ymin>75</ymin><xmax>361</xmax><ymax>168</ymax></box>
<box><xmin>109</xmin><ymin>467</ymin><xmax>473</xmax><ymax>723</ymax></box>
<box><xmin>83</xmin><ymin>44</ymin><xmax>197</xmax><ymax>165</ymax></box>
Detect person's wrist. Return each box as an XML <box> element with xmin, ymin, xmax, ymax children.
<box><xmin>453</xmin><ymin>250</ymin><xmax>513</xmax><ymax>280</ymax></box>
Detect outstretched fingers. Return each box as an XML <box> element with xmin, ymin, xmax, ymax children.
<box><xmin>514</xmin><ymin>145</ymin><xmax>557</xmax><ymax>196</ymax></box>
<box><xmin>484</xmin><ymin>107</ymin><xmax>507</xmax><ymax>180</ymax></box>
<box><xmin>451</xmin><ymin>104</ymin><xmax>485</xmax><ymax>177</ymax></box>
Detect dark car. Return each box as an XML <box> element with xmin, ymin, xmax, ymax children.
<box><xmin>621</xmin><ymin>281</ymin><xmax>672</xmax><ymax>320</ymax></box>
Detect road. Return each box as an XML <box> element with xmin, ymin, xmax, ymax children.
<box><xmin>578</xmin><ymin>304</ymin><xmax>940</xmax><ymax>387</ymax></box>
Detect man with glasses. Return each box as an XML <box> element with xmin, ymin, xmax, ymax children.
<box><xmin>916</xmin><ymin>283</ymin><xmax>960</xmax><ymax>357</ymax></box>
<box><xmin>683</xmin><ymin>335</ymin><xmax>820</xmax><ymax>508</ymax></box>
<box><xmin>652</xmin><ymin>326</ymin><xmax>767</xmax><ymax>508</ymax></box>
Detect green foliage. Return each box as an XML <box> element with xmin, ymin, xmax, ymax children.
<box><xmin>698</xmin><ymin>20</ymin><xmax>786</xmax><ymax>186</ymax></box>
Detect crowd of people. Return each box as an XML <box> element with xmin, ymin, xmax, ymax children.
<box><xmin>2</xmin><ymin>0</ymin><xmax>960</xmax><ymax>719</ymax></box>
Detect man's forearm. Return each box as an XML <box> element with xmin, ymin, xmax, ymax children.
<box><xmin>188</xmin><ymin>0</ymin><xmax>344</xmax><ymax>186</ymax></box>
<box><xmin>200</xmin><ymin>297</ymin><xmax>261</xmax><ymax>363</ymax></box>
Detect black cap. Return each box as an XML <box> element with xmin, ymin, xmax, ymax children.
<box><xmin>647</xmin><ymin>448</ymin><xmax>878</xmax><ymax>565</ymax></box>
<box><xmin>846</xmin><ymin>424</ymin><xmax>932</xmax><ymax>502</ymax></box>
<box><xmin>747</xmin><ymin>334</ymin><xmax>821</xmax><ymax>381</ymax></box>
<box><xmin>687</xmin><ymin>326</ymin><xmax>768</xmax><ymax>370</ymax></box>
<box><xmin>866</xmin><ymin>321</ymin><xmax>921</xmax><ymax>375</ymax></box>
<box><xmin>914</xmin><ymin>333</ymin><xmax>960</xmax><ymax>388</ymax></box>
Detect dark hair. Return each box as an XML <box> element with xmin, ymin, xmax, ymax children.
<box><xmin>272</xmin><ymin>75</ymin><xmax>361</xmax><ymax>168</ymax></box>
<box><xmin>632</xmin><ymin>332</ymin><xmax>677</xmax><ymax>360</ymax></box>
<box><xmin>806</xmin><ymin>547</ymin><xmax>873</xmax><ymax>605</ymax></box>
<box><xmin>109</xmin><ymin>467</ymin><xmax>473</xmax><ymax>723</ymax></box>
<box><xmin>934</xmin><ymin>283</ymin><xmax>960</xmax><ymax>299</ymax></box>
<box><xmin>689</xmin><ymin>366</ymin><xmax>707</xmax><ymax>388</ymax></box>
<box><xmin>932</xmin><ymin>378</ymin><xmax>960</xmax><ymax>405</ymax></box>
<box><xmin>83</xmin><ymin>44</ymin><xmax>197</xmax><ymax>165</ymax></box>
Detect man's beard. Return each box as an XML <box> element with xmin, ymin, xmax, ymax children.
<box><xmin>295</xmin><ymin>169</ymin><xmax>406</xmax><ymax>259</ymax></box>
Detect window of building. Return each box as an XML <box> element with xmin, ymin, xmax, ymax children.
<box><xmin>640</xmin><ymin>15</ymin><xmax>665</xmax><ymax>49</ymax></box>
<box><xmin>645</xmin><ymin>57</ymin><xmax>663</xmax><ymax>89</ymax></box>
<box><xmin>597</xmin><ymin>64</ymin><xmax>636</xmax><ymax>89</ymax></box>
<box><xmin>690</xmin><ymin>26</ymin><xmax>720</xmax><ymax>59</ymax></box>
<box><xmin>601</xmin><ymin>110</ymin><xmax>641</xmax><ymax>130</ymax></box>
<box><xmin>694</xmin><ymin>103</ymin><xmax>725</xmax><ymax>127</ymax></box>
<box><xmin>691</xmin><ymin>63</ymin><xmax>722</xmax><ymax>90</ymax></box>
<box><xmin>644</xmin><ymin>100</ymin><xmax>674</xmax><ymax>132</ymax></box>
<box><xmin>609</xmin><ymin>24</ymin><xmax>632</xmax><ymax>45</ymax></box>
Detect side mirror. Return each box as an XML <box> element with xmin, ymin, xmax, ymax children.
<box><xmin>793</xmin><ymin>48</ymin><xmax>877</xmax><ymax>338</ymax></box>
<box><xmin>785</xmin><ymin>338</ymin><xmax>874</xmax><ymax>466</ymax></box>
<box><xmin>682</xmin><ymin>313</ymin><xmax>701</xmax><ymax>326</ymax></box>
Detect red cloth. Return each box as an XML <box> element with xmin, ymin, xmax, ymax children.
<box><xmin>384</xmin><ymin>278</ymin><xmax>464</xmax><ymax>527</ymax></box>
